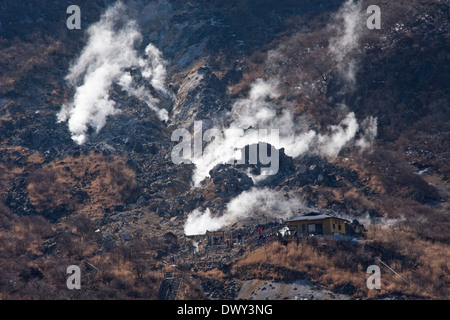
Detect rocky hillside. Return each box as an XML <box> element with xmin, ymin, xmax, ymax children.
<box><xmin>0</xmin><ymin>0</ymin><xmax>448</xmax><ymax>299</ymax></box>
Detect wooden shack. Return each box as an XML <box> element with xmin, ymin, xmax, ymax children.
<box><xmin>285</xmin><ymin>214</ymin><xmax>349</xmax><ymax>236</ymax></box>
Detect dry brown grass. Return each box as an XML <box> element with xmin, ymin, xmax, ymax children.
<box><xmin>27</xmin><ymin>167</ymin><xmax>76</xmax><ymax>213</ymax></box>
<box><xmin>367</xmin><ymin>227</ymin><xmax>450</xmax><ymax>299</ymax></box>
<box><xmin>27</xmin><ymin>153</ymin><xmax>138</xmax><ymax>217</ymax></box>
<box><xmin>0</xmin><ymin>206</ymin><xmax>170</xmax><ymax>299</ymax></box>
<box><xmin>0</xmin><ymin>146</ymin><xmax>44</xmax><ymax>197</ymax></box>
<box><xmin>233</xmin><ymin>241</ymin><xmax>367</xmax><ymax>296</ymax></box>
<box><xmin>233</xmin><ymin>228</ymin><xmax>450</xmax><ymax>299</ymax></box>
<box><xmin>0</xmin><ymin>34</ymin><xmax>62</xmax><ymax>95</ymax></box>
<box><xmin>196</xmin><ymin>268</ymin><xmax>226</xmax><ymax>280</ymax></box>
<box><xmin>177</xmin><ymin>275</ymin><xmax>205</xmax><ymax>300</ymax></box>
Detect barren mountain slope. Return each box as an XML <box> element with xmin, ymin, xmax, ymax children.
<box><xmin>0</xmin><ymin>0</ymin><xmax>448</xmax><ymax>299</ymax></box>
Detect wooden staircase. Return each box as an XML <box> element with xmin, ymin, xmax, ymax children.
<box><xmin>157</xmin><ymin>272</ymin><xmax>182</xmax><ymax>300</ymax></box>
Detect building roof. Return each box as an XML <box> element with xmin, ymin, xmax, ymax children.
<box><xmin>286</xmin><ymin>214</ymin><xmax>347</xmax><ymax>223</ymax></box>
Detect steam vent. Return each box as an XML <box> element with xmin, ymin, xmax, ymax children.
<box><xmin>0</xmin><ymin>0</ymin><xmax>448</xmax><ymax>306</ymax></box>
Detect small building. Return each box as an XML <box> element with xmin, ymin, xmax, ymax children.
<box><xmin>206</xmin><ymin>230</ymin><xmax>226</xmax><ymax>245</ymax></box>
<box><xmin>285</xmin><ymin>214</ymin><xmax>349</xmax><ymax>236</ymax></box>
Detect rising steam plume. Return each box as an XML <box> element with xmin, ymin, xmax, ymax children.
<box><xmin>185</xmin><ymin>79</ymin><xmax>376</xmax><ymax>234</ymax></box>
<box><xmin>58</xmin><ymin>1</ymin><xmax>169</xmax><ymax>145</ymax></box>
<box><xmin>184</xmin><ymin>187</ymin><xmax>308</xmax><ymax>235</ymax></box>
<box><xmin>185</xmin><ymin>0</ymin><xmax>377</xmax><ymax>234</ymax></box>
<box><xmin>328</xmin><ymin>0</ymin><xmax>365</xmax><ymax>90</ymax></box>
<box><xmin>191</xmin><ymin>79</ymin><xmax>376</xmax><ymax>185</ymax></box>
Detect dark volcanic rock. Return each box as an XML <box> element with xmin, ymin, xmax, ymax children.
<box><xmin>236</xmin><ymin>143</ymin><xmax>294</xmax><ymax>176</ymax></box>
<box><xmin>291</xmin><ymin>156</ymin><xmax>360</xmax><ymax>188</ymax></box>
<box><xmin>209</xmin><ymin>164</ymin><xmax>254</xmax><ymax>195</ymax></box>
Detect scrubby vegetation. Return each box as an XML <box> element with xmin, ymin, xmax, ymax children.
<box><xmin>0</xmin><ymin>203</ymin><xmax>167</xmax><ymax>299</ymax></box>
<box><xmin>27</xmin><ymin>153</ymin><xmax>138</xmax><ymax>218</ymax></box>
<box><xmin>232</xmin><ymin>227</ymin><xmax>449</xmax><ymax>299</ymax></box>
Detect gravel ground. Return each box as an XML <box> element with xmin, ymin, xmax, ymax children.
<box><xmin>237</xmin><ymin>279</ymin><xmax>351</xmax><ymax>300</ymax></box>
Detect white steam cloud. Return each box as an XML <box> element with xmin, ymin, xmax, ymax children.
<box><xmin>355</xmin><ymin>116</ymin><xmax>378</xmax><ymax>151</ymax></box>
<box><xmin>184</xmin><ymin>187</ymin><xmax>307</xmax><ymax>235</ymax></box>
<box><xmin>191</xmin><ymin>78</ymin><xmax>314</xmax><ymax>185</ymax></box>
<box><xmin>185</xmin><ymin>0</ymin><xmax>377</xmax><ymax>235</ymax></box>
<box><xmin>328</xmin><ymin>0</ymin><xmax>364</xmax><ymax>88</ymax></box>
<box><xmin>337</xmin><ymin>211</ymin><xmax>406</xmax><ymax>229</ymax></box>
<box><xmin>191</xmin><ymin>79</ymin><xmax>375</xmax><ymax>185</ymax></box>
<box><xmin>317</xmin><ymin>111</ymin><xmax>359</xmax><ymax>158</ymax></box>
<box><xmin>58</xmin><ymin>1</ymin><xmax>169</xmax><ymax>145</ymax></box>
<box><xmin>184</xmin><ymin>0</ymin><xmax>378</xmax><ymax>234</ymax></box>
<box><xmin>186</xmin><ymin>79</ymin><xmax>376</xmax><ymax>233</ymax></box>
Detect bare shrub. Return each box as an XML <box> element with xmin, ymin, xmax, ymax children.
<box><xmin>26</xmin><ymin>153</ymin><xmax>138</xmax><ymax>218</ymax></box>
<box><xmin>27</xmin><ymin>167</ymin><xmax>76</xmax><ymax>213</ymax></box>
<box><xmin>0</xmin><ymin>201</ymin><xmax>16</xmax><ymax>229</ymax></box>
